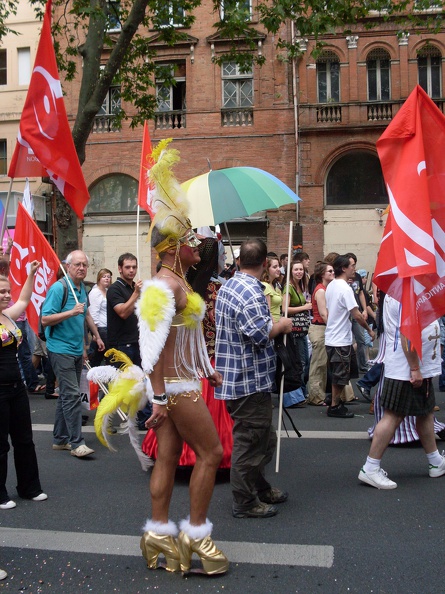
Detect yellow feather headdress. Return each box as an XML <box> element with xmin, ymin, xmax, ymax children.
<box><xmin>147</xmin><ymin>138</ymin><xmax>192</xmax><ymax>253</ymax></box>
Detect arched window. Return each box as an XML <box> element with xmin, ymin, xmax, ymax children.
<box><xmin>418</xmin><ymin>44</ymin><xmax>442</xmax><ymax>98</ymax></box>
<box><xmin>367</xmin><ymin>48</ymin><xmax>391</xmax><ymax>101</ymax></box>
<box><xmin>326</xmin><ymin>152</ymin><xmax>388</xmax><ymax>207</ymax></box>
<box><xmin>317</xmin><ymin>51</ymin><xmax>340</xmax><ymax>103</ymax></box>
<box><xmin>86</xmin><ymin>174</ymin><xmax>138</xmax><ymax>214</ymax></box>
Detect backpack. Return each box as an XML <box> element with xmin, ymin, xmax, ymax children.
<box><xmin>38</xmin><ymin>277</ymin><xmax>69</xmax><ymax>341</ymax></box>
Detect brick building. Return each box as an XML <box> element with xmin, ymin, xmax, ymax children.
<box><xmin>2</xmin><ymin>2</ymin><xmax>445</xmax><ymax>280</ymax></box>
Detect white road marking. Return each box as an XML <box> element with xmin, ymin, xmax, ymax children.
<box><xmin>0</xmin><ymin>528</ymin><xmax>334</xmax><ymax>568</ymax></box>
<box><xmin>32</xmin><ymin>424</ymin><xmax>369</xmax><ymax>439</ymax></box>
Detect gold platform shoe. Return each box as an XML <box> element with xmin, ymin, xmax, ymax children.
<box><xmin>178</xmin><ymin>519</ymin><xmax>229</xmax><ymax>575</ymax></box>
<box><xmin>140</xmin><ymin>523</ymin><xmax>180</xmax><ymax>572</ymax></box>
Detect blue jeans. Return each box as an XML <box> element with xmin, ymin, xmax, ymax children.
<box><xmin>352</xmin><ymin>318</ymin><xmax>368</xmax><ymax>373</ymax></box>
<box><xmin>357</xmin><ymin>362</ymin><xmax>382</xmax><ymax>390</ymax></box>
<box><xmin>48</xmin><ymin>351</ymin><xmax>84</xmax><ymax>449</ymax></box>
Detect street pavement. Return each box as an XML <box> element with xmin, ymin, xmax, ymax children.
<box><xmin>1</xmin><ymin>380</ymin><xmax>445</xmax><ymax>593</ymax></box>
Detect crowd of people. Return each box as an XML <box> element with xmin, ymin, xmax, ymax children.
<box><xmin>1</xmin><ymin>217</ymin><xmax>445</xmax><ymax>579</ymax></box>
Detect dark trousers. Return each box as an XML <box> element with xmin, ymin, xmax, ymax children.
<box><xmin>226</xmin><ymin>392</ymin><xmax>276</xmax><ymax>512</ymax></box>
<box><xmin>16</xmin><ymin>321</ymin><xmax>40</xmax><ymax>390</ymax></box>
<box><xmin>0</xmin><ymin>382</ymin><xmax>42</xmax><ymax>503</ymax></box>
<box><xmin>88</xmin><ymin>327</ymin><xmax>108</xmax><ymax>367</ymax></box>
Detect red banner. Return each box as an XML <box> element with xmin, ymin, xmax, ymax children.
<box><xmin>374</xmin><ymin>85</ymin><xmax>445</xmax><ymax>355</ymax></box>
<box><xmin>137</xmin><ymin>121</ymin><xmax>155</xmax><ymax>217</ymax></box>
<box><xmin>9</xmin><ymin>203</ymin><xmax>60</xmax><ymax>334</ymax></box>
<box><xmin>8</xmin><ymin>0</ymin><xmax>90</xmax><ymax>219</ymax></box>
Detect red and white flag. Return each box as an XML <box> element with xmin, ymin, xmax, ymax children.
<box><xmin>8</xmin><ymin>0</ymin><xmax>89</xmax><ymax>219</ymax></box>
<box><xmin>137</xmin><ymin>121</ymin><xmax>155</xmax><ymax>217</ymax></box>
<box><xmin>374</xmin><ymin>85</ymin><xmax>445</xmax><ymax>355</ymax></box>
<box><xmin>9</xmin><ymin>203</ymin><xmax>60</xmax><ymax>335</ymax></box>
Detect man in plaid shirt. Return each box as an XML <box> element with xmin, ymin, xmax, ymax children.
<box><xmin>215</xmin><ymin>239</ymin><xmax>292</xmax><ymax>518</ymax></box>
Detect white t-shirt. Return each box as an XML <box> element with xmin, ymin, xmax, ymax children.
<box><xmin>383</xmin><ymin>294</ymin><xmax>441</xmax><ymax>380</ymax></box>
<box><xmin>325</xmin><ymin>278</ymin><xmax>358</xmax><ymax>347</ymax></box>
<box><xmin>88</xmin><ymin>285</ymin><xmax>107</xmax><ymax>328</ymax></box>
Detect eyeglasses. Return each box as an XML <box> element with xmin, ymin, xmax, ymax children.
<box><xmin>327</xmin><ymin>269</ymin><xmax>334</xmax><ymax>273</ymax></box>
<box><xmin>70</xmin><ymin>262</ymin><xmax>89</xmax><ymax>268</ymax></box>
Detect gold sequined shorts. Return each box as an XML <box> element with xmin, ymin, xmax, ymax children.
<box><xmin>164</xmin><ymin>378</ymin><xmax>201</xmax><ymax>411</ymax></box>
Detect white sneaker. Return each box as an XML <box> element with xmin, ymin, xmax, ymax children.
<box><xmin>32</xmin><ymin>493</ymin><xmax>48</xmax><ymax>502</ymax></box>
<box><xmin>0</xmin><ymin>500</ymin><xmax>16</xmax><ymax>510</ymax></box>
<box><xmin>71</xmin><ymin>445</ymin><xmax>95</xmax><ymax>458</ymax></box>
<box><xmin>429</xmin><ymin>454</ymin><xmax>445</xmax><ymax>478</ymax></box>
<box><xmin>358</xmin><ymin>467</ymin><xmax>397</xmax><ymax>489</ymax></box>
<box><xmin>0</xmin><ymin>569</ymin><xmax>7</xmax><ymax>580</ymax></box>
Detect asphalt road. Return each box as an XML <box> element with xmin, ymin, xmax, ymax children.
<box><xmin>1</xmin><ymin>380</ymin><xmax>445</xmax><ymax>593</ymax></box>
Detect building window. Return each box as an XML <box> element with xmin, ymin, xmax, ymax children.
<box><xmin>0</xmin><ymin>140</ymin><xmax>6</xmax><ymax>176</ymax></box>
<box><xmin>317</xmin><ymin>52</ymin><xmax>340</xmax><ymax>103</ymax></box>
<box><xmin>17</xmin><ymin>48</ymin><xmax>31</xmax><ymax>86</ymax></box>
<box><xmin>86</xmin><ymin>174</ymin><xmax>138</xmax><ymax>213</ymax></box>
<box><xmin>326</xmin><ymin>151</ymin><xmax>388</xmax><ymax>207</ymax></box>
<box><xmin>222</xmin><ymin>62</ymin><xmax>253</xmax><ymax>108</ymax></box>
<box><xmin>221</xmin><ymin>62</ymin><xmax>253</xmax><ymax>126</ymax></box>
<box><xmin>367</xmin><ymin>48</ymin><xmax>390</xmax><ymax>101</ymax></box>
<box><xmin>0</xmin><ymin>50</ymin><xmax>6</xmax><ymax>85</ymax></box>
<box><xmin>418</xmin><ymin>45</ymin><xmax>441</xmax><ymax>98</ymax></box>
<box><xmin>159</xmin><ymin>2</ymin><xmax>185</xmax><ymax>27</ymax></box>
<box><xmin>106</xmin><ymin>0</ymin><xmax>121</xmax><ymax>32</ymax></box>
<box><xmin>93</xmin><ymin>69</ymin><xmax>121</xmax><ymax>133</ymax></box>
<box><xmin>219</xmin><ymin>0</ymin><xmax>252</xmax><ymax>20</ymax></box>
<box><xmin>155</xmin><ymin>62</ymin><xmax>186</xmax><ymax>129</ymax></box>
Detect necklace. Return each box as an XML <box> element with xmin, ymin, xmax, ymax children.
<box><xmin>161</xmin><ymin>264</ymin><xmax>193</xmax><ymax>292</ymax></box>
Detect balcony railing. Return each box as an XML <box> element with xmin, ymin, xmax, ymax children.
<box><xmin>221</xmin><ymin>108</ymin><xmax>254</xmax><ymax>127</ymax></box>
<box><xmin>316</xmin><ymin>105</ymin><xmax>342</xmax><ymax>123</ymax></box>
<box><xmin>367</xmin><ymin>102</ymin><xmax>393</xmax><ymax>121</ymax></box>
<box><xmin>155</xmin><ymin>110</ymin><xmax>186</xmax><ymax>130</ymax></box>
<box><xmin>92</xmin><ymin>115</ymin><xmax>119</xmax><ymax>133</ymax></box>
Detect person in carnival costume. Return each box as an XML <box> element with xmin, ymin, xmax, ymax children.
<box><xmin>89</xmin><ymin>139</ymin><xmax>228</xmax><ymax>576</ymax></box>
<box><xmin>141</xmin><ymin>230</ymin><xmax>234</xmax><ymax>468</ymax></box>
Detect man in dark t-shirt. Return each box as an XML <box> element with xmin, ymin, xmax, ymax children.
<box><xmin>107</xmin><ymin>253</ymin><xmax>151</xmax><ymax>427</ymax></box>
<box><xmin>107</xmin><ymin>253</ymin><xmax>142</xmax><ymax>366</ymax></box>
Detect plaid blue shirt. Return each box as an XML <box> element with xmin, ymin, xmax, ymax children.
<box><xmin>215</xmin><ymin>271</ymin><xmax>275</xmax><ymax>400</ymax></box>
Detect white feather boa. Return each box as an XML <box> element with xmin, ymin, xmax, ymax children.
<box><xmin>136</xmin><ymin>278</ymin><xmax>175</xmax><ymax>374</ymax></box>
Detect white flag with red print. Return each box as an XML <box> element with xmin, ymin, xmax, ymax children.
<box><xmin>374</xmin><ymin>85</ymin><xmax>445</xmax><ymax>356</ymax></box>
<box><xmin>7</xmin><ymin>0</ymin><xmax>89</xmax><ymax>219</ymax></box>
<box><xmin>9</xmin><ymin>203</ymin><xmax>60</xmax><ymax>335</ymax></box>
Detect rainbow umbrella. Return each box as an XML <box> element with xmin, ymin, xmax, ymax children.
<box><xmin>181</xmin><ymin>167</ymin><xmax>300</xmax><ymax>227</ymax></box>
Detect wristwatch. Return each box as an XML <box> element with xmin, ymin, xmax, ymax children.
<box><xmin>153</xmin><ymin>393</ymin><xmax>168</xmax><ymax>406</ymax></box>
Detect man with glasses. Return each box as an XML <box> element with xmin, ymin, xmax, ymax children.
<box><xmin>42</xmin><ymin>250</ymin><xmax>104</xmax><ymax>458</ymax></box>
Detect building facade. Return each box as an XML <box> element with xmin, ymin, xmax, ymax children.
<box><xmin>2</xmin><ymin>2</ymin><xmax>445</xmax><ymax>280</ymax></box>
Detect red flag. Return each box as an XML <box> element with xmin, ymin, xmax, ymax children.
<box><xmin>9</xmin><ymin>203</ymin><xmax>61</xmax><ymax>335</ymax></box>
<box><xmin>374</xmin><ymin>85</ymin><xmax>445</xmax><ymax>355</ymax></box>
<box><xmin>137</xmin><ymin>121</ymin><xmax>155</xmax><ymax>216</ymax></box>
<box><xmin>7</xmin><ymin>0</ymin><xmax>90</xmax><ymax>219</ymax></box>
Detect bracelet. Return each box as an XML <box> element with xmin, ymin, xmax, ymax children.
<box><xmin>153</xmin><ymin>393</ymin><xmax>168</xmax><ymax>406</ymax></box>
<box><xmin>410</xmin><ymin>367</ymin><xmax>420</xmax><ymax>372</ymax></box>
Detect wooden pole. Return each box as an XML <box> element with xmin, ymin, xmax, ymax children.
<box><xmin>275</xmin><ymin>220</ymin><xmax>294</xmax><ymax>473</ymax></box>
